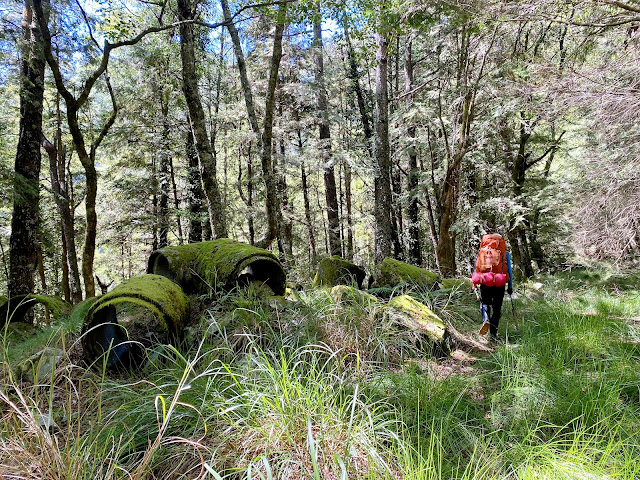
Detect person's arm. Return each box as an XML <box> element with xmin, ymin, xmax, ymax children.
<box><xmin>506</xmin><ymin>251</ymin><xmax>513</xmax><ymax>295</ymax></box>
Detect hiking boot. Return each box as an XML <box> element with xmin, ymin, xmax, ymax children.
<box><xmin>479</xmin><ymin>321</ymin><xmax>490</xmax><ymax>335</ymax></box>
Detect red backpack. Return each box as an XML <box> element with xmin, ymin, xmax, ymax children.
<box><xmin>472</xmin><ymin>234</ymin><xmax>509</xmax><ymax>287</ymax></box>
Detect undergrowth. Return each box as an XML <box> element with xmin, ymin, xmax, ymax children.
<box><xmin>2</xmin><ymin>268</ymin><xmax>640</xmax><ymax>479</ymax></box>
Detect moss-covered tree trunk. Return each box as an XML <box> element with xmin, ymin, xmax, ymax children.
<box><xmin>256</xmin><ymin>3</ymin><xmax>287</xmax><ymax>249</ymax></box>
<box><xmin>374</xmin><ymin>29</ymin><xmax>393</xmax><ymax>264</ymax></box>
<box><xmin>9</xmin><ymin>0</ymin><xmax>46</xmax><ymax>310</ymax></box>
<box><xmin>177</xmin><ymin>0</ymin><xmax>227</xmax><ymax>239</ymax></box>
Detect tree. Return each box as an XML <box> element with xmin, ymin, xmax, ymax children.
<box><xmin>8</xmin><ymin>0</ymin><xmax>46</xmax><ymax>308</ymax></box>
<box><xmin>313</xmin><ymin>3</ymin><xmax>341</xmax><ymax>257</ymax></box>
<box><xmin>33</xmin><ymin>0</ymin><xmax>181</xmax><ymax>296</ymax></box>
<box><xmin>221</xmin><ymin>0</ymin><xmax>287</xmax><ymax>249</ymax></box>
<box><xmin>177</xmin><ymin>0</ymin><xmax>227</xmax><ymax>239</ymax></box>
<box><xmin>373</xmin><ymin>24</ymin><xmax>392</xmax><ymax>263</ymax></box>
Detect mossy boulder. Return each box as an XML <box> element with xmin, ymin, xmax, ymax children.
<box><xmin>440</xmin><ymin>278</ymin><xmax>473</xmax><ymax>291</ymax></box>
<box><xmin>386</xmin><ymin>295</ymin><xmax>448</xmax><ymax>348</ymax></box>
<box><xmin>374</xmin><ymin>258</ymin><xmax>441</xmax><ymax>291</ymax></box>
<box><xmin>81</xmin><ymin>274</ymin><xmax>189</xmax><ymax>369</ymax></box>
<box><xmin>312</xmin><ymin>256</ymin><xmax>366</xmax><ymax>288</ymax></box>
<box><xmin>0</xmin><ymin>294</ymin><xmax>72</xmax><ymax>326</ymax></box>
<box><xmin>15</xmin><ymin>347</ymin><xmax>65</xmax><ymax>383</ymax></box>
<box><xmin>331</xmin><ymin>285</ymin><xmax>379</xmax><ymax>308</ymax></box>
<box><xmin>147</xmin><ymin>239</ymin><xmax>286</xmax><ymax>296</ymax></box>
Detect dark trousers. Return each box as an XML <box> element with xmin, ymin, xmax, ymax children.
<box><xmin>480</xmin><ymin>285</ymin><xmax>505</xmax><ymax>336</ymax></box>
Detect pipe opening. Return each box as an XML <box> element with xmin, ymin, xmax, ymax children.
<box><xmin>83</xmin><ymin>303</ymin><xmax>166</xmax><ymax>369</ymax></box>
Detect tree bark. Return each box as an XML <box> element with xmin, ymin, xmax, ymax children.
<box><xmin>177</xmin><ymin>0</ymin><xmax>227</xmax><ymax>239</ymax></box>
<box><xmin>9</xmin><ymin>0</ymin><xmax>46</xmax><ymax>309</ymax></box>
<box><xmin>314</xmin><ymin>5</ymin><xmax>341</xmax><ymax>257</ymax></box>
<box><xmin>374</xmin><ymin>30</ymin><xmax>393</xmax><ymax>263</ymax></box>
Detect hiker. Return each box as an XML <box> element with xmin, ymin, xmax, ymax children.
<box><xmin>471</xmin><ymin>234</ymin><xmax>513</xmax><ymax>340</ymax></box>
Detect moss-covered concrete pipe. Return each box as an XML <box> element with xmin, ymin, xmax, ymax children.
<box><xmin>0</xmin><ymin>294</ymin><xmax>71</xmax><ymax>326</ymax></box>
<box><xmin>147</xmin><ymin>239</ymin><xmax>286</xmax><ymax>295</ymax></box>
<box><xmin>81</xmin><ymin>274</ymin><xmax>189</xmax><ymax>368</ymax></box>
<box><xmin>312</xmin><ymin>255</ymin><xmax>367</xmax><ymax>288</ymax></box>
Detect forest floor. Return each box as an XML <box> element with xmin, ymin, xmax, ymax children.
<box><xmin>2</xmin><ymin>267</ymin><xmax>640</xmax><ymax>479</ymax></box>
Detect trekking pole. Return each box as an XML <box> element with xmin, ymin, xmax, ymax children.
<box><xmin>509</xmin><ymin>294</ymin><xmax>520</xmax><ymax>330</ymax></box>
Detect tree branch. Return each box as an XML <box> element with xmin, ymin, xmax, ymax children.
<box><xmin>196</xmin><ymin>0</ymin><xmax>293</xmax><ymax>28</ymax></box>
<box><xmin>75</xmin><ymin>0</ymin><xmax>101</xmax><ymax>51</ymax></box>
<box><xmin>525</xmin><ymin>130</ymin><xmax>566</xmax><ymax>170</ymax></box>
<box><xmin>90</xmin><ymin>73</ymin><xmax>118</xmax><ymax>156</ymax></box>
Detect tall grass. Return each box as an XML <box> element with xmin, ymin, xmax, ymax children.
<box><xmin>2</xmin><ymin>269</ymin><xmax>640</xmax><ymax>479</ymax></box>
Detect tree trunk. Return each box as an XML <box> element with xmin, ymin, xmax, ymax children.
<box><xmin>42</xmin><ymin>135</ymin><xmax>82</xmax><ymax>303</ymax></box>
<box><xmin>82</xmin><ymin>150</ymin><xmax>99</xmax><ymax>296</ymax></box>
<box><xmin>343</xmin><ymin>19</ymin><xmax>373</xmax><ymax>157</ymax></box>
<box><xmin>222</xmin><ymin>0</ymin><xmax>285</xmax><ymax>249</ymax></box>
<box><xmin>9</xmin><ymin>0</ymin><xmax>46</xmax><ymax>308</ymax></box>
<box><xmin>344</xmin><ymin>158</ymin><xmax>354</xmax><ymax>261</ymax></box>
<box><xmin>277</xmin><ymin>137</ymin><xmax>293</xmax><ymax>262</ymax></box>
<box><xmin>169</xmin><ymin>157</ymin><xmax>183</xmax><ymax>244</ymax></box>
<box><xmin>186</xmin><ymin>122</ymin><xmax>203</xmax><ymax>243</ymax></box>
<box><xmin>374</xmin><ymin>30</ymin><xmax>392</xmax><ymax>263</ymax></box>
<box><xmin>158</xmin><ymin>95</ymin><xmax>170</xmax><ymax>248</ymax></box>
<box><xmin>314</xmin><ymin>6</ymin><xmax>341</xmax><ymax>257</ymax></box>
<box><xmin>391</xmin><ymin>162</ymin><xmax>403</xmax><ymax>259</ymax></box>
<box><xmin>177</xmin><ymin>0</ymin><xmax>227</xmax><ymax>239</ymax></box>
<box><xmin>404</xmin><ymin>37</ymin><xmax>421</xmax><ymax>266</ymax></box>
<box><xmin>299</xmin><ymin>128</ymin><xmax>317</xmax><ymax>263</ymax></box>
<box><xmin>256</xmin><ymin>5</ymin><xmax>287</xmax><ymax>249</ymax></box>
<box><xmin>436</xmin><ymin>160</ymin><xmax>461</xmax><ymax>277</ymax></box>
<box><xmin>247</xmin><ymin>145</ymin><xmax>255</xmax><ymax>245</ymax></box>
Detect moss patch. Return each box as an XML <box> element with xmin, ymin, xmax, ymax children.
<box><xmin>68</xmin><ymin>297</ymin><xmax>100</xmax><ymax>330</ymax></box>
<box><xmin>375</xmin><ymin>258</ymin><xmax>441</xmax><ymax>291</ymax></box>
<box><xmin>331</xmin><ymin>285</ymin><xmax>379</xmax><ymax>308</ymax></box>
<box><xmin>440</xmin><ymin>278</ymin><xmax>473</xmax><ymax>291</ymax></box>
<box><xmin>85</xmin><ymin>274</ymin><xmax>189</xmax><ymax>333</ymax></box>
<box><xmin>386</xmin><ymin>295</ymin><xmax>447</xmax><ymax>343</ymax></box>
<box><xmin>148</xmin><ymin>239</ymin><xmax>286</xmax><ymax>295</ymax></box>
<box><xmin>312</xmin><ymin>256</ymin><xmax>366</xmax><ymax>288</ymax></box>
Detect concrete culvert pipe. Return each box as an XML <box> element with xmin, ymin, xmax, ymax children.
<box><xmin>147</xmin><ymin>239</ymin><xmax>286</xmax><ymax>296</ymax></box>
<box><xmin>81</xmin><ymin>274</ymin><xmax>189</xmax><ymax>369</ymax></box>
<box><xmin>0</xmin><ymin>294</ymin><xmax>71</xmax><ymax>326</ymax></box>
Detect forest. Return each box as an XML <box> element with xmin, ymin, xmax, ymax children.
<box><xmin>1</xmin><ymin>0</ymin><xmax>640</xmax><ymax>478</ymax></box>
